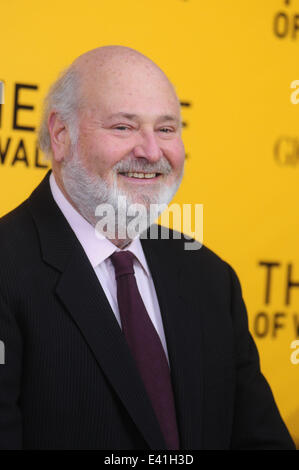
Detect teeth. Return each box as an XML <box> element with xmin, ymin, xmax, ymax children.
<box><xmin>123</xmin><ymin>172</ymin><xmax>157</xmax><ymax>179</ymax></box>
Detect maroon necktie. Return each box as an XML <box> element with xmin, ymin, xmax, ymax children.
<box><xmin>110</xmin><ymin>250</ymin><xmax>180</xmax><ymax>450</ymax></box>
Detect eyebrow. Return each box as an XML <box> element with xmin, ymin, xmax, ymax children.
<box><xmin>107</xmin><ymin>112</ymin><xmax>181</xmax><ymax>125</ymax></box>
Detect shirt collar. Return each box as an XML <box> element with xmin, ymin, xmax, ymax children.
<box><xmin>49</xmin><ymin>172</ymin><xmax>151</xmax><ymax>276</ymax></box>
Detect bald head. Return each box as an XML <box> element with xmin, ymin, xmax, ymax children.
<box><xmin>72</xmin><ymin>45</ymin><xmax>177</xmax><ymax>93</ymax></box>
<box><xmin>73</xmin><ymin>45</ymin><xmax>161</xmax><ymax>73</ymax></box>
<box><xmin>38</xmin><ymin>46</ymin><xmax>181</xmax><ymax>158</ymax></box>
<box><xmin>72</xmin><ymin>46</ymin><xmax>180</xmax><ymax>118</ymax></box>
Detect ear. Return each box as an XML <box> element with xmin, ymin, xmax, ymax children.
<box><xmin>48</xmin><ymin>111</ymin><xmax>71</xmax><ymax>162</ymax></box>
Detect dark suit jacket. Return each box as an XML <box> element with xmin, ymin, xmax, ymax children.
<box><xmin>0</xmin><ymin>170</ymin><xmax>295</xmax><ymax>450</ymax></box>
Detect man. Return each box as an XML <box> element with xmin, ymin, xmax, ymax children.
<box><xmin>0</xmin><ymin>46</ymin><xmax>295</xmax><ymax>450</ymax></box>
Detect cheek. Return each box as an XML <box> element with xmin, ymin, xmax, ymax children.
<box><xmin>167</xmin><ymin>139</ymin><xmax>185</xmax><ymax>170</ymax></box>
<box><xmin>78</xmin><ymin>135</ymin><xmax>129</xmax><ymax>174</ymax></box>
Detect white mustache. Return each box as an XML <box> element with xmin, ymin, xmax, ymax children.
<box><xmin>113</xmin><ymin>158</ymin><xmax>172</xmax><ymax>175</ymax></box>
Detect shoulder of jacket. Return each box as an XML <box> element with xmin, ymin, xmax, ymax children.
<box><xmin>145</xmin><ymin>224</ymin><xmax>233</xmax><ymax>273</ymax></box>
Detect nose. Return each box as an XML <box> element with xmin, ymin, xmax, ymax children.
<box><xmin>132</xmin><ymin>130</ymin><xmax>163</xmax><ymax>162</ymax></box>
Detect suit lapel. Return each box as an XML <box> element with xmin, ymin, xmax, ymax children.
<box><xmin>27</xmin><ymin>171</ymin><xmax>167</xmax><ymax>450</ymax></box>
<box><xmin>55</xmin><ymin>249</ymin><xmax>167</xmax><ymax>450</ymax></box>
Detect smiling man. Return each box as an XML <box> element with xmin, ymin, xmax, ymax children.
<box><xmin>41</xmin><ymin>47</ymin><xmax>185</xmax><ymax>244</ymax></box>
<box><xmin>0</xmin><ymin>46</ymin><xmax>295</xmax><ymax>450</ymax></box>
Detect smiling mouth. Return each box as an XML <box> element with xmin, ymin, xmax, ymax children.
<box><xmin>118</xmin><ymin>172</ymin><xmax>162</xmax><ymax>179</ymax></box>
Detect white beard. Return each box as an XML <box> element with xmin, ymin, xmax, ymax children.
<box><xmin>61</xmin><ymin>145</ymin><xmax>184</xmax><ymax>242</ymax></box>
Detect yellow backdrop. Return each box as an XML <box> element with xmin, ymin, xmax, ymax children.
<box><xmin>1</xmin><ymin>0</ymin><xmax>298</xmax><ymax>447</ymax></box>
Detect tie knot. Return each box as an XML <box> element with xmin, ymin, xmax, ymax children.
<box><xmin>110</xmin><ymin>250</ymin><xmax>135</xmax><ymax>279</ymax></box>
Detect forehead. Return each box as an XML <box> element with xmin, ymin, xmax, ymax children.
<box><xmin>79</xmin><ymin>63</ymin><xmax>180</xmax><ymax>119</ymax></box>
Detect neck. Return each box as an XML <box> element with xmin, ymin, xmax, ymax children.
<box><xmin>110</xmin><ymin>238</ymin><xmax>132</xmax><ymax>249</ymax></box>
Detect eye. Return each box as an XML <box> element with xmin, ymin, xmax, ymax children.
<box><xmin>114</xmin><ymin>125</ymin><xmax>130</xmax><ymax>131</ymax></box>
<box><xmin>159</xmin><ymin>127</ymin><xmax>174</xmax><ymax>133</ymax></box>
